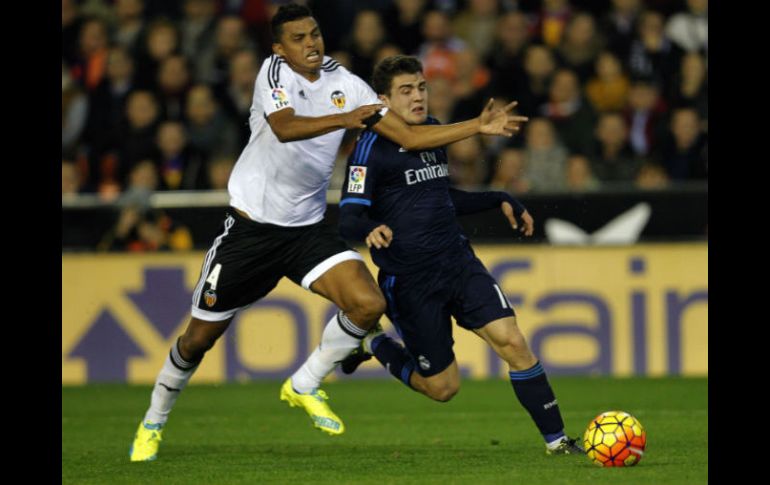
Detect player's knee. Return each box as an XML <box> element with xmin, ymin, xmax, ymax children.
<box><xmin>179</xmin><ymin>330</ymin><xmax>217</xmax><ymax>360</ymax></box>
<box><xmin>346</xmin><ymin>290</ymin><xmax>386</xmax><ymax>326</ymax></box>
<box><xmin>425</xmin><ymin>382</ymin><xmax>460</xmax><ymax>402</ymax></box>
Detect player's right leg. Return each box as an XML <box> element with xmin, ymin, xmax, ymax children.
<box><xmin>131</xmin><ymin>210</ymin><xmax>282</xmax><ymax>461</ymax></box>
<box><xmin>341</xmin><ymin>267</ymin><xmax>464</xmax><ymax>402</ymax></box>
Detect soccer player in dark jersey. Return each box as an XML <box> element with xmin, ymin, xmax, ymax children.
<box><xmin>338</xmin><ymin>55</ymin><xmax>584</xmax><ymax>455</ymax></box>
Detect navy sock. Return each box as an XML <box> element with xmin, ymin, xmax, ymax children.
<box><xmin>370</xmin><ymin>334</ymin><xmax>415</xmax><ymax>390</ymax></box>
<box><xmin>509</xmin><ymin>361</ymin><xmax>565</xmax><ymax>443</ymax></box>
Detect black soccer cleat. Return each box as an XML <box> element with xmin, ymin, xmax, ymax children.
<box><xmin>546</xmin><ymin>436</ymin><xmax>585</xmax><ymax>455</ymax></box>
<box><xmin>340</xmin><ymin>345</ymin><xmax>373</xmax><ymax>375</ymax></box>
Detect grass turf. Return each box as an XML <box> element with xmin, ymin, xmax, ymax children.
<box><xmin>62</xmin><ymin>377</ymin><xmax>707</xmax><ymax>484</ymax></box>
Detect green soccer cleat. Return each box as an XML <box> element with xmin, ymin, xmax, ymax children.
<box><xmin>129</xmin><ymin>421</ymin><xmax>163</xmax><ymax>462</ymax></box>
<box><xmin>546</xmin><ymin>436</ymin><xmax>585</xmax><ymax>455</ymax></box>
<box><xmin>279</xmin><ymin>378</ymin><xmax>345</xmax><ymax>435</ymax></box>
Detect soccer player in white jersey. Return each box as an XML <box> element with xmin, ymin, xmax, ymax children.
<box><xmin>130</xmin><ymin>3</ymin><xmax>527</xmax><ymax>462</ymax></box>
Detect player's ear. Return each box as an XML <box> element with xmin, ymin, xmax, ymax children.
<box><xmin>378</xmin><ymin>94</ymin><xmax>390</xmax><ymax>107</ymax></box>
<box><xmin>272</xmin><ymin>42</ymin><xmax>284</xmax><ymax>57</ymax></box>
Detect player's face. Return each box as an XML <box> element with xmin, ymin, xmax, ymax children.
<box><xmin>382</xmin><ymin>72</ymin><xmax>428</xmax><ymax>125</ymax></box>
<box><xmin>273</xmin><ymin>17</ymin><xmax>325</xmax><ymax>80</ymax></box>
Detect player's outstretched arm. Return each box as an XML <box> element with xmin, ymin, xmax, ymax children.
<box><xmin>371</xmin><ymin>99</ymin><xmax>528</xmax><ymax>151</ymax></box>
<box><xmin>267</xmin><ymin>104</ymin><xmax>383</xmax><ymax>142</ymax></box>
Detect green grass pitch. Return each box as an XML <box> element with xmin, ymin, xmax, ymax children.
<box><xmin>62</xmin><ymin>377</ymin><xmax>707</xmax><ymax>484</ymax></box>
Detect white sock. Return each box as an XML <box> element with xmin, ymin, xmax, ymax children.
<box><xmin>290</xmin><ymin>312</ymin><xmax>367</xmax><ymax>394</ymax></box>
<box><xmin>143</xmin><ymin>340</ymin><xmax>199</xmax><ymax>426</ymax></box>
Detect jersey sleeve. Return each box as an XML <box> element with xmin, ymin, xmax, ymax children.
<box><xmin>257</xmin><ymin>55</ymin><xmax>296</xmax><ymax>117</ymax></box>
<box><xmin>346</xmin><ymin>69</ymin><xmax>389</xmax><ymax>118</ymax></box>
<box><xmin>339</xmin><ymin>130</ymin><xmax>380</xmax><ymax>208</ymax></box>
<box><xmin>338</xmin><ymin>130</ymin><xmax>384</xmax><ymax>241</ymax></box>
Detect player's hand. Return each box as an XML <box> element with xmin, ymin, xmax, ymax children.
<box><xmin>478</xmin><ymin>99</ymin><xmax>529</xmax><ymax>137</ymax></box>
<box><xmin>366</xmin><ymin>224</ymin><xmax>393</xmax><ymax>249</ymax></box>
<box><xmin>501</xmin><ymin>202</ymin><xmax>534</xmax><ymax>237</ymax></box>
<box><xmin>342</xmin><ymin>104</ymin><xmax>384</xmax><ymax>129</ymax></box>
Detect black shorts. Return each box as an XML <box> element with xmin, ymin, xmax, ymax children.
<box><xmin>378</xmin><ymin>254</ymin><xmax>515</xmax><ymax>377</ymax></box>
<box><xmin>191</xmin><ymin>208</ymin><xmax>362</xmax><ymax>321</ymax></box>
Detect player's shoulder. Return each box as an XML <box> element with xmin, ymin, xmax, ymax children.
<box><xmin>320</xmin><ymin>56</ymin><xmax>360</xmax><ymax>83</ymax></box>
<box><xmin>425</xmin><ymin>115</ymin><xmax>442</xmax><ymax>126</ymax></box>
<box><xmin>258</xmin><ymin>54</ymin><xmax>293</xmax><ymax>87</ymax></box>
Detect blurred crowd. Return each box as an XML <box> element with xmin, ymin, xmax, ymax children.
<box><xmin>63</xmin><ymin>0</ymin><xmax>707</xmax><ymax>207</ymax></box>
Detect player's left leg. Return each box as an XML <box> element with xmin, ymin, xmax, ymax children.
<box><xmin>473</xmin><ymin>317</ymin><xmax>582</xmax><ymax>455</ymax></box>
<box><xmin>455</xmin><ymin>256</ymin><xmax>583</xmax><ymax>454</ymax></box>
<box><xmin>279</xmin><ymin>223</ymin><xmax>386</xmax><ymax>435</ymax></box>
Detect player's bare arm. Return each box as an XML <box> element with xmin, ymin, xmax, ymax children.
<box><xmin>371</xmin><ymin>98</ymin><xmax>528</xmax><ymax>151</ymax></box>
<box><xmin>267</xmin><ymin>104</ymin><xmax>383</xmax><ymax>142</ymax></box>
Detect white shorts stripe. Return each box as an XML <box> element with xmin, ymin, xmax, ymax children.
<box><xmin>493</xmin><ymin>284</ymin><xmax>509</xmax><ymax>309</ymax></box>
<box><xmin>191</xmin><ymin>303</ymin><xmax>250</xmax><ymax>322</ymax></box>
<box><xmin>300</xmin><ymin>250</ymin><xmax>364</xmax><ymax>290</ymax></box>
<box><xmin>192</xmin><ymin>215</ymin><xmax>235</xmax><ymax>307</ymax></box>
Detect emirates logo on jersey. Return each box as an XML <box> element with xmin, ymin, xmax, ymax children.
<box><xmin>331</xmin><ymin>90</ymin><xmax>346</xmax><ymax>109</ymax></box>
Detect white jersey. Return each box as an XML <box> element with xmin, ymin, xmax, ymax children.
<box><xmin>228</xmin><ymin>55</ymin><xmax>385</xmax><ymax>226</ymax></box>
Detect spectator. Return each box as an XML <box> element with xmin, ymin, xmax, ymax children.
<box><xmin>180</xmin><ymin>0</ymin><xmax>218</xmax><ymax>61</ymax></box>
<box><xmin>417</xmin><ymin>10</ymin><xmax>467</xmax><ymax>84</ymax></box>
<box><xmin>556</xmin><ymin>12</ymin><xmax>604</xmax><ymax>83</ymax></box>
<box><xmin>591</xmin><ymin>112</ymin><xmax>640</xmax><ymax>183</ymax></box>
<box><xmin>75</xmin><ymin>17</ymin><xmax>111</xmax><ymax>91</ymax></box>
<box><xmin>452</xmin><ymin>0</ymin><xmax>500</xmax><ymax>59</ymax></box>
<box><xmin>156</xmin><ymin>55</ymin><xmax>192</xmax><ymax>121</ymax></box>
<box><xmin>624</xmin><ymin>77</ymin><xmax>668</xmax><ymax>158</ymax></box>
<box><xmin>489</xmin><ymin>147</ymin><xmax>531</xmax><ymax>194</ymax></box>
<box><xmin>540</xmin><ymin>68</ymin><xmax>596</xmax><ymax>155</ymax></box>
<box><xmin>195</xmin><ymin>16</ymin><xmax>256</xmax><ymax>91</ymax></box>
<box><xmin>627</xmin><ymin>10</ymin><xmax>682</xmax><ymax>94</ymax></box>
<box><xmin>115</xmin><ymin>90</ymin><xmax>162</xmax><ymax>186</ymax></box>
<box><xmin>635</xmin><ymin>160</ymin><xmax>670</xmax><ymax>189</ymax></box>
<box><xmin>382</xmin><ymin>0</ymin><xmax>428</xmax><ymax>55</ymax></box>
<box><xmin>533</xmin><ymin>0</ymin><xmax>573</xmax><ymax>49</ymax></box>
<box><xmin>83</xmin><ymin>47</ymin><xmax>137</xmax><ymax>185</ymax></box>
<box><xmin>566</xmin><ymin>154</ymin><xmax>600</xmax><ymax>191</ymax></box>
<box><xmin>599</xmin><ymin>0</ymin><xmax>641</xmax><ymax>61</ymax></box>
<box><xmin>671</xmin><ymin>52</ymin><xmax>707</xmax><ymax>121</ymax></box>
<box><xmin>185</xmin><ymin>84</ymin><xmax>239</xmax><ymax>163</ymax></box>
<box><xmin>665</xmin><ymin>0</ymin><xmax>708</xmax><ymax>54</ymax></box>
<box><xmin>374</xmin><ymin>44</ymin><xmax>403</xmax><ymax>66</ymax></box>
<box><xmin>426</xmin><ymin>77</ymin><xmax>456</xmax><ymax>124</ymax></box>
<box><xmin>523</xmin><ymin>117</ymin><xmax>568</xmax><ymax>192</ymax></box>
<box><xmin>517</xmin><ymin>44</ymin><xmax>557</xmax><ymax>118</ymax></box>
<box><xmin>342</xmin><ymin>10</ymin><xmax>386</xmax><ymax>80</ymax></box>
<box><xmin>448</xmin><ymin>136</ymin><xmax>487</xmax><ymax>190</ymax></box>
<box><xmin>62</xmin><ymin>62</ymin><xmax>89</xmax><ymax>157</ymax></box>
<box><xmin>62</xmin><ymin>0</ymin><xmax>84</xmax><ymax>66</ymax></box>
<box><xmin>62</xmin><ymin>160</ymin><xmax>83</xmax><ymax>197</ymax></box>
<box><xmin>113</xmin><ymin>0</ymin><xmax>147</xmax><ymax>57</ymax></box>
<box><xmin>585</xmin><ymin>51</ymin><xmax>630</xmax><ymax>113</ymax></box>
<box><xmin>135</xmin><ymin>18</ymin><xmax>180</xmax><ymax>90</ymax></box>
<box><xmin>657</xmin><ymin>108</ymin><xmax>707</xmax><ymax>180</ymax></box>
<box><xmin>486</xmin><ymin>11</ymin><xmax>532</xmax><ymax>101</ymax></box>
<box><xmin>217</xmin><ymin>49</ymin><xmax>259</xmax><ymax>148</ymax></box>
<box><xmin>155</xmin><ymin>121</ymin><xmax>205</xmax><ymax>190</ymax></box>
<box><xmin>206</xmin><ymin>155</ymin><xmax>236</xmax><ymax>190</ymax></box>
<box><xmin>449</xmin><ymin>48</ymin><xmax>492</xmax><ymax>122</ymax></box>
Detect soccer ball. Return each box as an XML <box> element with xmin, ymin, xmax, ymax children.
<box><xmin>583</xmin><ymin>410</ymin><xmax>646</xmax><ymax>467</ymax></box>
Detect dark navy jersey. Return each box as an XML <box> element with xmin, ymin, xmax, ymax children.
<box><xmin>339</xmin><ymin>117</ymin><xmax>474</xmax><ymax>274</ymax></box>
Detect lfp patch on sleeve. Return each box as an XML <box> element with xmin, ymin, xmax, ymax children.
<box><xmin>348</xmin><ymin>166</ymin><xmax>367</xmax><ymax>194</ymax></box>
<box><xmin>271</xmin><ymin>88</ymin><xmax>290</xmax><ymax>109</ymax></box>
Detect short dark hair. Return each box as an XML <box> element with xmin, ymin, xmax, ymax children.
<box><xmin>371</xmin><ymin>55</ymin><xmax>424</xmax><ymax>96</ymax></box>
<box><xmin>271</xmin><ymin>3</ymin><xmax>314</xmax><ymax>42</ymax></box>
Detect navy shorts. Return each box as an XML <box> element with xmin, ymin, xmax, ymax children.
<box><xmin>378</xmin><ymin>254</ymin><xmax>515</xmax><ymax>377</ymax></box>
